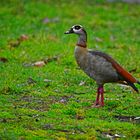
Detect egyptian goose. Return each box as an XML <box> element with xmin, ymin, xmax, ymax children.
<box><xmin>64</xmin><ymin>25</ymin><xmax>140</xmax><ymax>107</ymax></box>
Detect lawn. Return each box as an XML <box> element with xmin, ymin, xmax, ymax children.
<box><xmin>0</xmin><ymin>0</ymin><xmax>140</xmax><ymax>139</ymax></box>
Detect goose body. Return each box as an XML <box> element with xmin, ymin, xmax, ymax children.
<box><xmin>74</xmin><ymin>47</ymin><xmax>119</xmax><ymax>85</ymax></box>
<box><xmin>65</xmin><ymin>25</ymin><xmax>139</xmax><ymax>107</ymax></box>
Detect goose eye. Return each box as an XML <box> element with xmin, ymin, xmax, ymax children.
<box><xmin>74</xmin><ymin>25</ymin><xmax>81</xmax><ymax>30</ymax></box>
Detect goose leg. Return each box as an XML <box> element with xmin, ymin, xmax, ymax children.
<box><xmin>99</xmin><ymin>86</ymin><xmax>104</xmax><ymax>106</ymax></box>
<box><xmin>92</xmin><ymin>85</ymin><xmax>104</xmax><ymax>107</ymax></box>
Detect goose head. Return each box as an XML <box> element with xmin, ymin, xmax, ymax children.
<box><xmin>64</xmin><ymin>25</ymin><xmax>86</xmax><ymax>36</ymax></box>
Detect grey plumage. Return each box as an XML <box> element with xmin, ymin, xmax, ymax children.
<box><xmin>75</xmin><ymin>47</ymin><xmax>119</xmax><ymax>86</ymax></box>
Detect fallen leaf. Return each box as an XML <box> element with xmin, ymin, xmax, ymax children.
<box><xmin>79</xmin><ymin>81</ymin><xmax>86</xmax><ymax>86</ymax></box>
<box><xmin>34</xmin><ymin>61</ymin><xmax>45</xmax><ymax>67</ymax></box>
<box><xmin>44</xmin><ymin>79</ymin><xmax>52</xmax><ymax>82</ymax></box>
<box><xmin>43</xmin><ymin>18</ymin><xmax>50</xmax><ymax>23</ymax></box>
<box><xmin>129</xmin><ymin>68</ymin><xmax>137</xmax><ymax>73</ymax></box>
<box><xmin>23</xmin><ymin>56</ymin><xmax>59</xmax><ymax>68</ymax></box>
<box><xmin>102</xmin><ymin>131</ymin><xmax>125</xmax><ymax>139</ymax></box>
<box><xmin>114</xmin><ymin>115</ymin><xmax>140</xmax><ymax>124</ymax></box>
<box><xmin>19</xmin><ymin>34</ymin><xmax>29</xmax><ymax>41</ymax></box>
<box><xmin>0</xmin><ymin>57</ymin><xmax>8</xmax><ymax>63</ymax></box>
<box><xmin>8</xmin><ymin>34</ymin><xmax>29</xmax><ymax>48</ymax></box>
<box><xmin>59</xmin><ymin>98</ymin><xmax>67</xmax><ymax>103</ymax></box>
<box><xmin>43</xmin><ymin>17</ymin><xmax>60</xmax><ymax>24</ymax></box>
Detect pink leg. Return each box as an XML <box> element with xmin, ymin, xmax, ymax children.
<box><xmin>94</xmin><ymin>90</ymin><xmax>100</xmax><ymax>105</ymax></box>
<box><xmin>99</xmin><ymin>86</ymin><xmax>104</xmax><ymax>106</ymax></box>
<box><xmin>92</xmin><ymin>85</ymin><xmax>104</xmax><ymax>107</ymax></box>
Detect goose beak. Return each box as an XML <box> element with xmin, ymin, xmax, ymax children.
<box><xmin>64</xmin><ymin>28</ymin><xmax>74</xmax><ymax>34</ymax></box>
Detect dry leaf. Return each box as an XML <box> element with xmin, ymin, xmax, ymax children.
<box><xmin>34</xmin><ymin>61</ymin><xmax>45</xmax><ymax>67</ymax></box>
<box><xmin>79</xmin><ymin>81</ymin><xmax>86</xmax><ymax>86</ymax></box>
<box><xmin>0</xmin><ymin>57</ymin><xmax>8</xmax><ymax>63</ymax></box>
<box><xmin>44</xmin><ymin>79</ymin><xmax>52</xmax><ymax>82</ymax></box>
<box><xmin>19</xmin><ymin>34</ymin><xmax>29</xmax><ymax>41</ymax></box>
<box><xmin>129</xmin><ymin>68</ymin><xmax>137</xmax><ymax>73</ymax></box>
<box><xmin>43</xmin><ymin>17</ymin><xmax>60</xmax><ymax>24</ymax></box>
<box><xmin>8</xmin><ymin>34</ymin><xmax>29</xmax><ymax>48</ymax></box>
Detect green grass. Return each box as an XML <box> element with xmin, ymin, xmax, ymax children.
<box><xmin>0</xmin><ymin>0</ymin><xmax>140</xmax><ymax>139</ymax></box>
